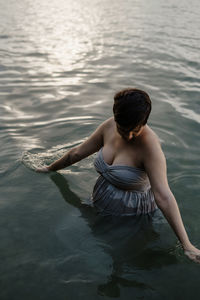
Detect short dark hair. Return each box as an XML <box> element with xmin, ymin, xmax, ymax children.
<box><xmin>113</xmin><ymin>88</ymin><xmax>152</xmax><ymax>128</ymax></box>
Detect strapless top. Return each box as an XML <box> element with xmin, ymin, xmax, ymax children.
<box><xmin>91</xmin><ymin>148</ymin><xmax>157</xmax><ymax>216</ymax></box>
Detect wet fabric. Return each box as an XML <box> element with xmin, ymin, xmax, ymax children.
<box><xmin>91</xmin><ymin>147</ymin><xmax>158</xmax><ymax>216</ymax></box>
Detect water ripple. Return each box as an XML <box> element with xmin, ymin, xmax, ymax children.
<box><xmin>1</xmin><ymin>0</ymin><xmax>200</xmax><ymax>297</ymax></box>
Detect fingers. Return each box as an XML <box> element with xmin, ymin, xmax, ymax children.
<box><xmin>184</xmin><ymin>250</ymin><xmax>200</xmax><ymax>264</ymax></box>
<box><xmin>192</xmin><ymin>255</ymin><xmax>200</xmax><ymax>263</ymax></box>
<box><xmin>36</xmin><ymin>166</ymin><xmax>49</xmax><ymax>173</ymax></box>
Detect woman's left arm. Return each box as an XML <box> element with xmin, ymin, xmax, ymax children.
<box><xmin>143</xmin><ymin>133</ymin><xmax>200</xmax><ymax>263</ymax></box>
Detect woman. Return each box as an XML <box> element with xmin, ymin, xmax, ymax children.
<box><xmin>37</xmin><ymin>88</ymin><xmax>200</xmax><ymax>262</ymax></box>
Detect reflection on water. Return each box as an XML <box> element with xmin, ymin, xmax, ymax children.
<box><xmin>1</xmin><ymin>0</ymin><xmax>200</xmax><ymax>298</ymax></box>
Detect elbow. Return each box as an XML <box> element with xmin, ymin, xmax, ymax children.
<box><xmin>153</xmin><ymin>190</ymin><xmax>174</xmax><ymax>209</ymax></box>
<box><xmin>70</xmin><ymin>147</ymin><xmax>82</xmax><ymax>163</ymax></box>
<box><xmin>155</xmin><ymin>197</ymin><xmax>170</xmax><ymax>210</ymax></box>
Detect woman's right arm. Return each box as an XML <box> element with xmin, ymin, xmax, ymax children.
<box><xmin>37</xmin><ymin>120</ymin><xmax>107</xmax><ymax>172</ymax></box>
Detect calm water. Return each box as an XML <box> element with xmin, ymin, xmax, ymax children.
<box><xmin>1</xmin><ymin>0</ymin><xmax>200</xmax><ymax>299</ymax></box>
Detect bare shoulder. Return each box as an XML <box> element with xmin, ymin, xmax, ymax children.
<box><xmin>102</xmin><ymin>117</ymin><xmax>114</xmax><ymax>128</ymax></box>
<box><xmin>91</xmin><ymin>117</ymin><xmax>113</xmax><ymax>134</ymax></box>
<box><xmin>141</xmin><ymin>126</ymin><xmax>163</xmax><ymax>155</ymax></box>
<box><xmin>141</xmin><ymin>126</ymin><xmax>169</xmax><ymax>195</ymax></box>
<box><xmin>98</xmin><ymin>117</ymin><xmax>115</xmax><ymax>134</ymax></box>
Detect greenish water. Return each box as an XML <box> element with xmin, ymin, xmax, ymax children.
<box><xmin>0</xmin><ymin>0</ymin><xmax>200</xmax><ymax>299</ymax></box>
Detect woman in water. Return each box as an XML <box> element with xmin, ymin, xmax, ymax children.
<box><xmin>37</xmin><ymin>88</ymin><xmax>200</xmax><ymax>262</ymax></box>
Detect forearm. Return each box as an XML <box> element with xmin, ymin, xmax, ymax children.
<box><xmin>156</xmin><ymin>192</ymin><xmax>192</xmax><ymax>250</ymax></box>
<box><xmin>48</xmin><ymin>147</ymin><xmax>80</xmax><ymax>171</ymax></box>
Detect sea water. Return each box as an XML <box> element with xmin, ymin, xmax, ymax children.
<box><xmin>0</xmin><ymin>0</ymin><xmax>200</xmax><ymax>299</ymax></box>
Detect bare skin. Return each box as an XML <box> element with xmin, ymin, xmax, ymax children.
<box><xmin>37</xmin><ymin>117</ymin><xmax>200</xmax><ymax>263</ymax></box>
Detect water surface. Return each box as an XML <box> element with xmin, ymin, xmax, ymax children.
<box><xmin>0</xmin><ymin>0</ymin><xmax>200</xmax><ymax>299</ymax></box>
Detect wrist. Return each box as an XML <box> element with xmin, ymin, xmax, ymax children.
<box><xmin>47</xmin><ymin>165</ymin><xmax>53</xmax><ymax>172</ymax></box>
<box><xmin>48</xmin><ymin>164</ymin><xmax>57</xmax><ymax>172</ymax></box>
<box><xmin>181</xmin><ymin>241</ymin><xmax>194</xmax><ymax>251</ymax></box>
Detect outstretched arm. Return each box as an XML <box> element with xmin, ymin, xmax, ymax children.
<box><xmin>143</xmin><ymin>133</ymin><xmax>200</xmax><ymax>263</ymax></box>
<box><xmin>37</xmin><ymin>120</ymin><xmax>106</xmax><ymax>172</ymax></box>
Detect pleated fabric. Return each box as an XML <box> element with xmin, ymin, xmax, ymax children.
<box><xmin>91</xmin><ymin>148</ymin><xmax>158</xmax><ymax>216</ymax></box>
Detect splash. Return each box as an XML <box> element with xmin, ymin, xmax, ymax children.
<box><xmin>21</xmin><ymin>140</ymin><xmax>83</xmax><ymax>171</ymax></box>
<box><xmin>22</xmin><ymin>149</ymin><xmax>65</xmax><ymax>171</ymax></box>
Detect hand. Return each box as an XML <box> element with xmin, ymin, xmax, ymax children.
<box><xmin>36</xmin><ymin>166</ymin><xmax>50</xmax><ymax>173</ymax></box>
<box><xmin>184</xmin><ymin>245</ymin><xmax>200</xmax><ymax>263</ymax></box>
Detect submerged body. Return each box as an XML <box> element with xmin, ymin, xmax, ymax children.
<box><xmin>36</xmin><ymin>88</ymin><xmax>200</xmax><ymax>263</ymax></box>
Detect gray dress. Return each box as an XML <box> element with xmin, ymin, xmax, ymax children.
<box><xmin>91</xmin><ymin>147</ymin><xmax>158</xmax><ymax>216</ymax></box>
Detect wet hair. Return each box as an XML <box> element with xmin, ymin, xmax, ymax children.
<box><xmin>113</xmin><ymin>88</ymin><xmax>152</xmax><ymax>129</ymax></box>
